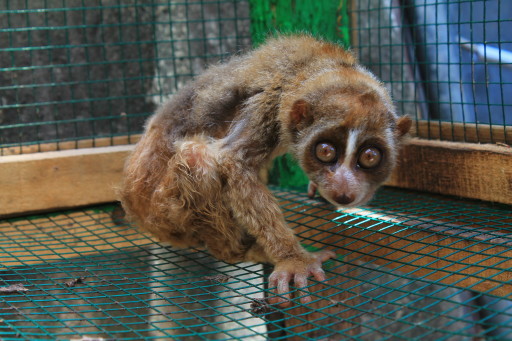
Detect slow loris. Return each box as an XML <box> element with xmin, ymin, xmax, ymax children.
<box><xmin>119</xmin><ymin>35</ymin><xmax>411</xmax><ymax>306</ymax></box>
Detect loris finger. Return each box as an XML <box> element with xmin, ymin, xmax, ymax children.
<box><xmin>294</xmin><ymin>274</ymin><xmax>313</xmax><ymax>304</ymax></box>
<box><xmin>268</xmin><ymin>271</ymin><xmax>292</xmax><ymax>306</ymax></box>
<box><xmin>314</xmin><ymin>250</ymin><xmax>337</xmax><ymax>262</ymax></box>
<box><xmin>310</xmin><ymin>268</ymin><xmax>326</xmax><ymax>282</ymax></box>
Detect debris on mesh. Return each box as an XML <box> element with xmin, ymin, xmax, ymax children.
<box><xmin>203</xmin><ymin>274</ymin><xmax>233</xmax><ymax>284</ymax></box>
<box><xmin>249</xmin><ymin>297</ymin><xmax>274</xmax><ymax>315</ymax></box>
<box><xmin>329</xmin><ymin>298</ymin><xmax>346</xmax><ymax>307</ymax></box>
<box><xmin>64</xmin><ymin>277</ymin><xmax>86</xmax><ymax>287</ymax></box>
<box><xmin>0</xmin><ymin>283</ymin><xmax>29</xmax><ymax>293</ymax></box>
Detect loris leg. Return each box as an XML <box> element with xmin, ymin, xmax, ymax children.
<box><xmin>223</xmin><ymin>165</ymin><xmax>335</xmax><ymax>306</ymax></box>
<box><xmin>156</xmin><ymin>138</ymin><xmax>265</xmax><ymax>263</ymax></box>
<box><xmin>138</xmin><ymin>136</ymin><xmax>225</xmax><ymax>247</ymax></box>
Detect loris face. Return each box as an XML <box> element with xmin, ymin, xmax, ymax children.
<box><xmin>289</xmin><ymin>85</ymin><xmax>411</xmax><ymax>208</ymax></box>
<box><xmin>302</xmin><ymin>120</ymin><xmax>398</xmax><ymax>207</ymax></box>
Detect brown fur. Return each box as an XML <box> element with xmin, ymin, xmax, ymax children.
<box><xmin>119</xmin><ymin>34</ymin><xmax>411</xmax><ymax>306</ymax></box>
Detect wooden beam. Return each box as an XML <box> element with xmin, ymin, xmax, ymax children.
<box><xmin>1</xmin><ymin>137</ymin><xmax>510</xmax><ymax>216</ymax></box>
<box><xmin>0</xmin><ymin>145</ymin><xmax>133</xmax><ymax>217</ymax></box>
<box><xmin>414</xmin><ymin>120</ymin><xmax>512</xmax><ymax>144</ymax></box>
<box><xmin>0</xmin><ymin>134</ymin><xmax>141</xmax><ymax>156</ymax></box>
<box><xmin>387</xmin><ymin>138</ymin><xmax>512</xmax><ymax>205</ymax></box>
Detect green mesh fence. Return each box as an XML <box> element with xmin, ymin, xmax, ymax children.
<box><xmin>0</xmin><ymin>0</ymin><xmax>251</xmax><ymax>155</ymax></box>
<box><xmin>350</xmin><ymin>0</ymin><xmax>512</xmax><ymax>144</ymax></box>
<box><xmin>2</xmin><ymin>1</ymin><xmax>512</xmax><ymax>340</ymax></box>
<box><xmin>1</xmin><ymin>187</ymin><xmax>511</xmax><ymax>340</ymax></box>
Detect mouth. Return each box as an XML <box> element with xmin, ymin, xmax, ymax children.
<box><xmin>318</xmin><ymin>187</ymin><xmax>374</xmax><ymax>209</ymax></box>
<box><xmin>331</xmin><ymin>198</ymin><xmax>361</xmax><ymax>209</ymax></box>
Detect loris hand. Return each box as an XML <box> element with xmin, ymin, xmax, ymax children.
<box><xmin>268</xmin><ymin>250</ymin><xmax>336</xmax><ymax>307</ymax></box>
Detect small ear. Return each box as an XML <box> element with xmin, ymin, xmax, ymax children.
<box><xmin>290</xmin><ymin>99</ymin><xmax>312</xmax><ymax>127</ymax></box>
<box><xmin>396</xmin><ymin>115</ymin><xmax>412</xmax><ymax>137</ymax></box>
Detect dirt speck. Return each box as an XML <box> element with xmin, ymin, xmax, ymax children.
<box><xmin>65</xmin><ymin>277</ymin><xmax>85</xmax><ymax>287</ymax></box>
<box><xmin>0</xmin><ymin>283</ymin><xmax>29</xmax><ymax>293</ymax></box>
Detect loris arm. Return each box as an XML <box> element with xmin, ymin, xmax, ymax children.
<box><xmin>206</xmin><ymin>88</ymin><xmax>335</xmax><ymax>305</ymax></box>
<box><xmin>223</xmin><ymin>164</ymin><xmax>335</xmax><ymax>306</ymax></box>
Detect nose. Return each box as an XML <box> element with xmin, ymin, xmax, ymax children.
<box><xmin>333</xmin><ymin>193</ymin><xmax>355</xmax><ymax>205</ymax></box>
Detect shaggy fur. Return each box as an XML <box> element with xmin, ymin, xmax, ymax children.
<box><xmin>119</xmin><ymin>35</ymin><xmax>411</xmax><ymax>306</ymax></box>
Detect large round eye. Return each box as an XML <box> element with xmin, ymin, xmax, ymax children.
<box><xmin>358</xmin><ymin>147</ymin><xmax>382</xmax><ymax>169</ymax></box>
<box><xmin>315</xmin><ymin>142</ymin><xmax>337</xmax><ymax>163</ymax></box>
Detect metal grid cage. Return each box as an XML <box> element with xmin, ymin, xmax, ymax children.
<box><xmin>2</xmin><ymin>1</ymin><xmax>512</xmax><ymax>340</ymax></box>
<box><xmin>0</xmin><ymin>0</ymin><xmax>251</xmax><ymax>155</ymax></box>
<box><xmin>350</xmin><ymin>0</ymin><xmax>512</xmax><ymax>144</ymax></box>
<box><xmin>1</xmin><ymin>187</ymin><xmax>511</xmax><ymax>340</ymax></box>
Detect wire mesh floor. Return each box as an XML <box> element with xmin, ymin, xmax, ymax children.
<box><xmin>0</xmin><ymin>187</ymin><xmax>511</xmax><ymax>340</ymax></box>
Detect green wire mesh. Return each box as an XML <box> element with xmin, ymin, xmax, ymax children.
<box><xmin>2</xmin><ymin>1</ymin><xmax>512</xmax><ymax>340</ymax></box>
<box><xmin>350</xmin><ymin>0</ymin><xmax>512</xmax><ymax>144</ymax></box>
<box><xmin>0</xmin><ymin>0</ymin><xmax>251</xmax><ymax>155</ymax></box>
<box><xmin>1</xmin><ymin>187</ymin><xmax>511</xmax><ymax>340</ymax></box>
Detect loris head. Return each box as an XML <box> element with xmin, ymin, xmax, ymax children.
<box><xmin>287</xmin><ymin>68</ymin><xmax>412</xmax><ymax>208</ymax></box>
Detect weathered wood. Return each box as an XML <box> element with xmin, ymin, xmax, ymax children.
<box><xmin>0</xmin><ymin>134</ymin><xmax>141</xmax><ymax>156</ymax></box>
<box><xmin>387</xmin><ymin>138</ymin><xmax>512</xmax><ymax>205</ymax></box>
<box><xmin>1</xmin><ymin>137</ymin><xmax>510</xmax><ymax>215</ymax></box>
<box><xmin>414</xmin><ymin>120</ymin><xmax>512</xmax><ymax>144</ymax></box>
<box><xmin>0</xmin><ymin>137</ymin><xmax>510</xmax><ymax>300</ymax></box>
<box><xmin>0</xmin><ymin>145</ymin><xmax>133</xmax><ymax>217</ymax></box>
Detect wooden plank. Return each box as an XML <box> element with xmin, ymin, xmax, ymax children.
<box><xmin>386</xmin><ymin>138</ymin><xmax>512</xmax><ymax>205</ymax></box>
<box><xmin>1</xmin><ymin>137</ymin><xmax>510</xmax><ymax>215</ymax></box>
<box><xmin>0</xmin><ymin>134</ymin><xmax>141</xmax><ymax>156</ymax></box>
<box><xmin>414</xmin><ymin>120</ymin><xmax>512</xmax><ymax>144</ymax></box>
<box><xmin>0</xmin><ymin>141</ymin><xmax>510</xmax><ymax>325</ymax></box>
<box><xmin>0</xmin><ymin>145</ymin><xmax>133</xmax><ymax>217</ymax></box>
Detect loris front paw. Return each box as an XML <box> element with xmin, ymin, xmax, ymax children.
<box><xmin>268</xmin><ymin>250</ymin><xmax>336</xmax><ymax>307</ymax></box>
<box><xmin>307</xmin><ymin>181</ymin><xmax>318</xmax><ymax>199</ymax></box>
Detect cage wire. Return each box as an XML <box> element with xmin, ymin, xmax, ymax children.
<box><xmin>2</xmin><ymin>0</ymin><xmax>512</xmax><ymax>340</ymax></box>
<box><xmin>350</xmin><ymin>0</ymin><xmax>512</xmax><ymax>144</ymax></box>
<box><xmin>0</xmin><ymin>187</ymin><xmax>511</xmax><ymax>340</ymax></box>
<box><xmin>0</xmin><ymin>0</ymin><xmax>251</xmax><ymax>155</ymax></box>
